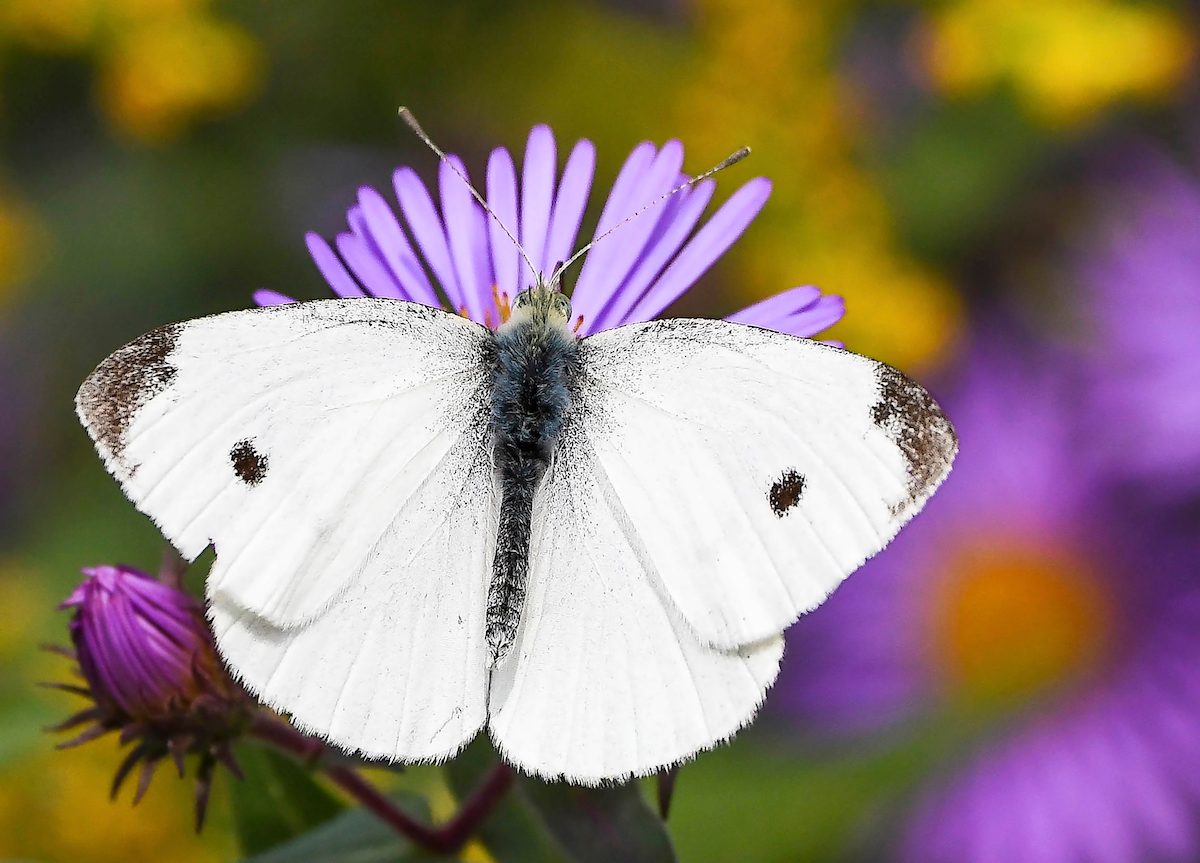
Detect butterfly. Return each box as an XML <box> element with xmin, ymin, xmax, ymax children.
<box><xmin>75</xmin><ymin>115</ymin><xmax>957</xmax><ymax>784</ymax></box>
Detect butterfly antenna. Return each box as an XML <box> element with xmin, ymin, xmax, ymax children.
<box><xmin>548</xmin><ymin>145</ymin><xmax>751</xmax><ymax>286</ymax></box>
<box><xmin>398</xmin><ymin>107</ymin><xmax>541</xmax><ymax>286</ymax></box>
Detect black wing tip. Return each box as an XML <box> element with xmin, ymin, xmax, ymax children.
<box><xmin>871</xmin><ymin>363</ymin><xmax>958</xmax><ymax>514</ymax></box>
<box><xmin>76</xmin><ymin>321</ymin><xmax>184</xmax><ymax>461</ymax></box>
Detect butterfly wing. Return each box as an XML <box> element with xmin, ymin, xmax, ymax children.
<box><xmin>487</xmin><ymin>317</ymin><xmax>954</xmax><ymax>781</ymax></box>
<box><xmin>486</xmin><ymin>427</ymin><xmax>783</xmax><ymax>783</ymax></box>
<box><xmin>78</xmin><ymin>298</ymin><xmax>498</xmax><ymax>759</ymax></box>
<box><xmin>208</xmin><ymin>428</ymin><xmax>496</xmax><ymax>760</ymax></box>
<box><xmin>571</xmin><ymin>317</ymin><xmax>956</xmax><ymax>651</ymax></box>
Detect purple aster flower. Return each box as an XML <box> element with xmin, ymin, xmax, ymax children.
<box><xmin>257</xmin><ymin>125</ymin><xmax>845</xmax><ymax>340</ymax></box>
<box><xmin>49</xmin><ymin>563</ymin><xmax>250</xmax><ymax>829</ymax></box>
<box><xmin>777</xmin><ymin>337</ymin><xmax>1200</xmax><ymax>862</ymax></box>
<box><xmin>1070</xmin><ymin>145</ymin><xmax>1200</xmax><ymax>501</ymax></box>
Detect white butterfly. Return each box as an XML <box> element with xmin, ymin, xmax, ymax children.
<box><xmin>75</xmin><ymin>118</ymin><xmax>956</xmax><ymax>784</ymax></box>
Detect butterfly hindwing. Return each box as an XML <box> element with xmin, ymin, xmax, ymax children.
<box><xmin>487</xmin><ymin>427</ymin><xmax>783</xmax><ymax>784</ymax></box>
<box><xmin>208</xmin><ymin>428</ymin><xmax>497</xmax><ymax>761</ymax></box>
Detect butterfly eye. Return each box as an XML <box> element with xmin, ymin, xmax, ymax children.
<box><xmin>551</xmin><ymin>294</ymin><xmax>572</xmax><ymax>319</ymax></box>
<box><xmin>512</xmin><ymin>291</ymin><xmax>532</xmax><ymax>310</ymax></box>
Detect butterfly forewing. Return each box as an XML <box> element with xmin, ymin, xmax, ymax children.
<box><xmin>76</xmin><ymin>299</ymin><xmax>495</xmax><ymax>624</ymax></box>
<box><xmin>76</xmin><ymin>299</ymin><xmax>499</xmax><ymax>761</ymax></box>
<box><xmin>566</xmin><ymin>318</ymin><xmax>957</xmax><ymax>651</ymax></box>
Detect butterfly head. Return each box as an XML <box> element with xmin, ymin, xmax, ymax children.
<box><xmin>507</xmin><ymin>278</ymin><xmax>576</xmax><ymax>335</ymax></box>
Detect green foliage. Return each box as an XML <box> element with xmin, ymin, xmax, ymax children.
<box><xmin>239</xmin><ymin>788</ymin><xmax>439</xmax><ymax>863</ymax></box>
<box><xmin>446</xmin><ymin>738</ymin><xmax>676</xmax><ymax>863</ymax></box>
<box><xmin>519</xmin><ymin>775</ymin><xmax>677</xmax><ymax>863</ymax></box>
<box><xmin>881</xmin><ymin>92</ymin><xmax>1054</xmax><ymax>264</ymax></box>
<box><xmin>445</xmin><ymin>739</ymin><xmax>569</xmax><ymax>863</ymax></box>
<box><xmin>230</xmin><ymin>746</ymin><xmax>346</xmax><ymax>855</ymax></box>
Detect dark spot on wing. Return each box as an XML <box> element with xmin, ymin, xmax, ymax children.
<box><xmin>870</xmin><ymin>365</ymin><xmax>958</xmax><ymax>516</ymax></box>
<box><xmin>230</xmin><ymin>439</ymin><xmax>269</xmax><ymax>485</ymax></box>
<box><xmin>76</xmin><ymin>322</ymin><xmax>183</xmax><ymax>462</ymax></box>
<box><xmin>769</xmin><ymin>469</ymin><xmax>807</xmax><ymax>517</ymax></box>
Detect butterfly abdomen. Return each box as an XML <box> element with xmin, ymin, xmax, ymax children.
<box><xmin>487</xmin><ymin>308</ymin><xmax>580</xmax><ymax>664</ymax></box>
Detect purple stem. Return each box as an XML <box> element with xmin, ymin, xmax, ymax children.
<box><xmin>158</xmin><ymin>544</ymin><xmax>188</xmax><ymax>589</ymax></box>
<box><xmin>247</xmin><ymin>714</ymin><xmax>513</xmax><ymax>855</ymax></box>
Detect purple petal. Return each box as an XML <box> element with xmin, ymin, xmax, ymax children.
<box><xmin>520</xmin><ymin>125</ymin><xmax>557</xmax><ymax>286</ymax></box>
<box><xmin>439</xmin><ymin>157</ymin><xmax>491</xmax><ymax>322</ymax></box>
<box><xmin>356</xmin><ymin>186</ymin><xmax>440</xmax><ymax>307</ymax></box>
<box><xmin>542</xmin><ymin>138</ymin><xmax>596</xmax><ymax>281</ymax></box>
<box><xmin>254</xmin><ymin>289</ymin><xmax>296</xmax><ymax>306</ymax></box>
<box><xmin>486</xmin><ymin>147</ymin><xmax>521</xmax><ymax>301</ymax></box>
<box><xmin>588</xmin><ymin>178</ymin><xmax>715</xmax><ymax>333</ymax></box>
<box><xmin>578</xmin><ymin>141</ymin><xmax>684</xmax><ymax>328</ymax></box>
<box><xmin>343</xmin><ymin>212</ymin><xmax>404</xmax><ymax>299</ymax></box>
<box><xmin>305</xmin><ymin>233</ymin><xmax>365</xmax><ymax>298</ymax></box>
<box><xmin>788</xmin><ymin>295</ymin><xmax>846</xmax><ymax>337</ymax></box>
<box><xmin>1109</xmin><ymin>711</ymin><xmax>1193</xmax><ymax>858</ymax></box>
<box><xmin>571</xmin><ymin>141</ymin><xmax>657</xmax><ymax>321</ymax></box>
<box><xmin>393</xmin><ymin>167</ymin><xmax>459</xmax><ymax>309</ymax></box>
<box><xmin>727</xmin><ymin>286</ymin><xmax>845</xmax><ymax>338</ymax></box>
<box><xmin>727</xmin><ymin>285</ymin><xmax>822</xmax><ymax>327</ymax></box>
<box><xmin>627</xmin><ymin>177</ymin><xmax>771</xmax><ymax>322</ymax></box>
<box><xmin>1070</xmin><ymin>712</ymin><xmax>1139</xmax><ymax>863</ymax></box>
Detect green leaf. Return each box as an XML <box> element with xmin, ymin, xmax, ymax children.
<box><xmin>880</xmin><ymin>90</ymin><xmax>1052</xmax><ymax>264</ymax></box>
<box><xmin>241</xmin><ymin>790</ymin><xmax>440</xmax><ymax>863</ymax></box>
<box><xmin>444</xmin><ymin>739</ymin><xmax>673</xmax><ymax>862</ymax></box>
<box><xmin>665</xmin><ymin>724</ymin><xmax>967</xmax><ymax>863</ymax></box>
<box><xmin>231</xmin><ymin>744</ymin><xmax>346</xmax><ymax>854</ymax></box>
<box><xmin>444</xmin><ymin>739</ymin><xmax>568</xmax><ymax>863</ymax></box>
<box><xmin>519</xmin><ymin>774</ymin><xmax>677</xmax><ymax>863</ymax></box>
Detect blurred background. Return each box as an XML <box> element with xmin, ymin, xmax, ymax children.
<box><xmin>2</xmin><ymin>0</ymin><xmax>1199</xmax><ymax>861</ymax></box>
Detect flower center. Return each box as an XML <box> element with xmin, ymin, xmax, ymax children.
<box><xmin>487</xmin><ymin>285</ymin><xmax>512</xmax><ymax>328</ymax></box>
<box><xmin>926</xmin><ymin>535</ymin><xmax>1113</xmax><ymax>708</ymax></box>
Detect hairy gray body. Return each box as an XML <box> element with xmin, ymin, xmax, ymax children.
<box><xmin>486</xmin><ymin>289</ymin><xmax>580</xmax><ymax>663</ymax></box>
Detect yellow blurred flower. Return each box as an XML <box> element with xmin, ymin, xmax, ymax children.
<box><xmin>0</xmin><ymin>0</ymin><xmax>263</xmax><ymax>145</ymax></box>
<box><xmin>1</xmin><ymin>0</ymin><xmax>100</xmax><ymax>51</ymax></box>
<box><xmin>105</xmin><ymin>0</ymin><xmax>204</xmax><ymax>20</ymax></box>
<box><xmin>0</xmin><ymin>194</ymin><xmax>45</xmax><ymax>304</ymax></box>
<box><xmin>98</xmin><ymin>12</ymin><xmax>261</xmax><ymax>144</ymax></box>
<box><xmin>0</xmin><ymin>746</ymin><xmax>229</xmax><ymax>863</ymax></box>
<box><xmin>0</xmin><ymin>570</ymin><xmax>48</xmax><ymax>659</ymax></box>
<box><xmin>922</xmin><ymin>0</ymin><xmax>1195</xmax><ymax>125</ymax></box>
<box><xmin>678</xmin><ymin>0</ymin><xmax>962</xmax><ymax>371</ymax></box>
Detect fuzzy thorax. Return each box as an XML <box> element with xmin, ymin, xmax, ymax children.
<box><xmin>486</xmin><ymin>282</ymin><xmax>580</xmax><ymax>664</ymax></box>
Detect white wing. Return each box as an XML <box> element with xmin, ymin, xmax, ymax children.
<box><xmin>487</xmin><ymin>426</ymin><xmax>783</xmax><ymax>784</ymax></box>
<box><xmin>566</xmin><ymin>317</ymin><xmax>957</xmax><ymax>651</ymax></box>
<box><xmin>77</xmin><ymin>298</ymin><xmax>497</xmax><ymax>760</ymax></box>
<box><xmin>208</xmin><ymin>432</ymin><xmax>496</xmax><ymax>760</ymax></box>
<box><xmin>487</xmin><ymin>318</ymin><xmax>953</xmax><ymax>782</ymax></box>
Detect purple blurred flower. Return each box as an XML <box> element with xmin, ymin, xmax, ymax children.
<box><xmin>778</xmin><ymin>340</ymin><xmax>1200</xmax><ymax>862</ymax></box>
<box><xmin>1071</xmin><ymin>147</ymin><xmax>1200</xmax><ymax>500</ymax></box>
<box><xmin>50</xmin><ymin>564</ymin><xmax>249</xmax><ymax>829</ymax></box>
<box><xmin>258</xmin><ymin>125</ymin><xmax>845</xmax><ymax>340</ymax></box>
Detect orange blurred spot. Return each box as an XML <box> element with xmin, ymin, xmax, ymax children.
<box><xmin>927</xmin><ymin>535</ymin><xmax>1113</xmax><ymax>708</ymax></box>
